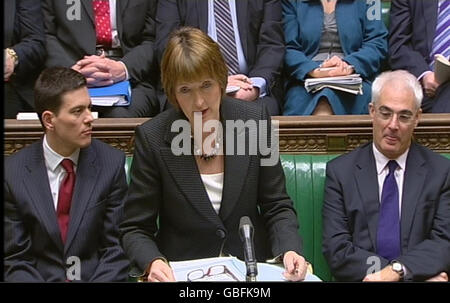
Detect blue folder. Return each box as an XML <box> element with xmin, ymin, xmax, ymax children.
<box><xmin>88</xmin><ymin>80</ymin><xmax>132</xmax><ymax>106</ymax></box>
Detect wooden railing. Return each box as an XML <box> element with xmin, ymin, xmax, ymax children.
<box><xmin>4</xmin><ymin>114</ymin><xmax>450</xmax><ymax>156</ymax></box>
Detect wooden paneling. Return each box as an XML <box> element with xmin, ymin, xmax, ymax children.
<box><xmin>4</xmin><ymin>114</ymin><xmax>450</xmax><ymax>156</ymax></box>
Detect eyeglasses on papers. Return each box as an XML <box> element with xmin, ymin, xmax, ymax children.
<box><xmin>187</xmin><ymin>264</ymin><xmax>239</xmax><ymax>281</ymax></box>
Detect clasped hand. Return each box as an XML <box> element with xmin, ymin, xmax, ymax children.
<box><xmin>227</xmin><ymin>74</ymin><xmax>259</xmax><ymax>101</ymax></box>
<box><xmin>309</xmin><ymin>55</ymin><xmax>354</xmax><ymax>78</ymax></box>
<box><xmin>71</xmin><ymin>53</ymin><xmax>126</xmax><ymax>87</ymax></box>
<box><xmin>421</xmin><ymin>72</ymin><xmax>440</xmax><ymax>98</ymax></box>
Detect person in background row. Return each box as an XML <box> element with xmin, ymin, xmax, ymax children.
<box><xmin>120</xmin><ymin>27</ymin><xmax>309</xmax><ymax>282</ymax></box>
<box><xmin>4</xmin><ymin>67</ymin><xmax>129</xmax><ymax>282</ymax></box>
<box><xmin>155</xmin><ymin>0</ymin><xmax>285</xmax><ymax>116</ymax></box>
<box><xmin>322</xmin><ymin>70</ymin><xmax>449</xmax><ymax>281</ymax></box>
<box><xmin>282</xmin><ymin>0</ymin><xmax>387</xmax><ymax>115</ymax></box>
<box><xmin>4</xmin><ymin>0</ymin><xmax>46</xmax><ymax>118</ymax></box>
<box><xmin>389</xmin><ymin>0</ymin><xmax>450</xmax><ymax>113</ymax></box>
<box><xmin>42</xmin><ymin>0</ymin><xmax>160</xmax><ymax>118</ymax></box>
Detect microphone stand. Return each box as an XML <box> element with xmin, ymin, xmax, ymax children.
<box><xmin>239</xmin><ymin>216</ymin><xmax>258</xmax><ymax>282</ymax></box>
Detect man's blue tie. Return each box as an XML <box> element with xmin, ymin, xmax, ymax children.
<box><xmin>376</xmin><ymin>160</ymin><xmax>401</xmax><ymax>261</ymax></box>
<box><xmin>430</xmin><ymin>0</ymin><xmax>450</xmax><ymax>69</ymax></box>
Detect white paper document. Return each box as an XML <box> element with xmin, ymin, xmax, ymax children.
<box><xmin>305</xmin><ymin>74</ymin><xmax>363</xmax><ymax>95</ymax></box>
<box><xmin>16</xmin><ymin>112</ymin><xmax>98</xmax><ymax>120</ymax></box>
<box><xmin>91</xmin><ymin>96</ymin><xmax>129</xmax><ymax>106</ymax></box>
<box><xmin>170</xmin><ymin>256</ymin><xmax>321</xmax><ymax>282</ymax></box>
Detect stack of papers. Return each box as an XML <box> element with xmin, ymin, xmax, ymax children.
<box><xmin>305</xmin><ymin>74</ymin><xmax>363</xmax><ymax>95</ymax></box>
<box><xmin>88</xmin><ymin>80</ymin><xmax>132</xmax><ymax>106</ymax></box>
<box><xmin>170</xmin><ymin>256</ymin><xmax>322</xmax><ymax>282</ymax></box>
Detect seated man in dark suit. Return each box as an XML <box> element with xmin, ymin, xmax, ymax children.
<box><xmin>41</xmin><ymin>0</ymin><xmax>159</xmax><ymax>118</ymax></box>
<box><xmin>389</xmin><ymin>0</ymin><xmax>450</xmax><ymax>113</ymax></box>
<box><xmin>4</xmin><ymin>67</ymin><xmax>129</xmax><ymax>282</ymax></box>
<box><xmin>4</xmin><ymin>0</ymin><xmax>46</xmax><ymax>118</ymax></box>
<box><xmin>323</xmin><ymin>70</ymin><xmax>449</xmax><ymax>281</ymax></box>
<box><xmin>155</xmin><ymin>0</ymin><xmax>284</xmax><ymax>115</ymax></box>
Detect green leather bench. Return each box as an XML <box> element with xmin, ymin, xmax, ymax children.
<box><xmin>280</xmin><ymin>154</ymin><xmax>339</xmax><ymax>281</ymax></box>
<box><xmin>382</xmin><ymin>0</ymin><xmax>391</xmax><ymax>28</ymax></box>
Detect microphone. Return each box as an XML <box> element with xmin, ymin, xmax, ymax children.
<box><xmin>239</xmin><ymin>216</ymin><xmax>258</xmax><ymax>281</ymax></box>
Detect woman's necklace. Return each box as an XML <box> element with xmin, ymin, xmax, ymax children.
<box><xmin>193</xmin><ymin>136</ymin><xmax>222</xmax><ymax>161</ymax></box>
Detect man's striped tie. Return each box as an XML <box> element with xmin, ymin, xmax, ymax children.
<box><xmin>430</xmin><ymin>0</ymin><xmax>450</xmax><ymax>68</ymax></box>
<box><xmin>214</xmin><ymin>0</ymin><xmax>240</xmax><ymax>75</ymax></box>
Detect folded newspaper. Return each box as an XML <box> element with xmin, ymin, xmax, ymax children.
<box><xmin>305</xmin><ymin>74</ymin><xmax>363</xmax><ymax>95</ymax></box>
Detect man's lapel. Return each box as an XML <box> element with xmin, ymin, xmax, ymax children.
<box><xmin>422</xmin><ymin>0</ymin><xmax>439</xmax><ymax>55</ymax></box>
<box><xmin>4</xmin><ymin>0</ymin><xmax>15</xmax><ymax>46</ymax></box>
<box><xmin>196</xmin><ymin>0</ymin><xmax>209</xmax><ymax>32</ymax></box>
<box><xmin>400</xmin><ymin>143</ymin><xmax>426</xmax><ymax>247</ymax></box>
<box><xmin>81</xmin><ymin>0</ymin><xmax>95</xmax><ymax>25</ymax></box>
<box><xmin>235</xmin><ymin>0</ymin><xmax>248</xmax><ymax>59</ymax></box>
<box><xmin>116</xmin><ymin>0</ymin><xmax>130</xmax><ymax>40</ymax></box>
<box><xmin>24</xmin><ymin>142</ymin><xmax>64</xmax><ymax>251</ymax></box>
<box><xmin>354</xmin><ymin>144</ymin><xmax>381</xmax><ymax>250</ymax></box>
<box><xmin>64</xmin><ymin>144</ymin><xmax>100</xmax><ymax>253</ymax></box>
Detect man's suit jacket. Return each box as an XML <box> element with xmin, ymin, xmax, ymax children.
<box><xmin>4</xmin><ymin>0</ymin><xmax>46</xmax><ymax>112</ymax></box>
<box><xmin>42</xmin><ymin>0</ymin><xmax>158</xmax><ymax>86</ymax></box>
<box><xmin>155</xmin><ymin>0</ymin><xmax>285</xmax><ymax>113</ymax></box>
<box><xmin>323</xmin><ymin>142</ymin><xmax>450</xmax><ymax>281</ymax></box>
<box><xmin>388</xmin><ymin>0</ymin><xmax>450</xmax><ymax>113</ymax></box>
<box><xmin>120</xmin><ymin>97</ymin><xmax>302</xmax><ymax>273</ymax></box>
<box><xmin>388</xmin><ymin>0</ymin><xmax>439</xmax><ymax>79</ymax></box>
<box><xmin>4</xmin><ymin>139</ymin><xmax>130</xmax><ymax>282</ymax></box>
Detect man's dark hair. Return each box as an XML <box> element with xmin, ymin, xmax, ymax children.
<box><xmin>34</xmin><ymin>67</ymin><xmax>87</xmax><ymax>127</ymax></box>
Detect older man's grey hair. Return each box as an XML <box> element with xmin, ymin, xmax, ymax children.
<box><xmin>371</xmin><ymin>70</ymin><xmax>423</xmax><ymax>109</ymax></box>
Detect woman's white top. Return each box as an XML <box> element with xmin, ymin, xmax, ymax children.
<box><xmin>200</xmin><ymin>172</ymin><xmax>224</xmax><ymax>214</ymax></box>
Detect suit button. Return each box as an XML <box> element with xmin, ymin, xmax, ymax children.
<box><xmin>216</xmin><ymin>229</ymin><xmax>226</xmax><ymax>239</ymax></box>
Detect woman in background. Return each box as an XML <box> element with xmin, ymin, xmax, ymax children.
<box><xmin>283</xmin><ymin>0</ymin><xmax>387</xmax><ymax>115</ymax></box>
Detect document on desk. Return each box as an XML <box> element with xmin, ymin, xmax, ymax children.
<box><xmin>170</xmin><ymin>256</ymin><xmax>321</xmax><ymax>282</ymax></box>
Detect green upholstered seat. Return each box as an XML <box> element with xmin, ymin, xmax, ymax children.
<box><xmin>382</xmin><ymin>0</ymin><xmax>391</xmax><ymax>29</ymax></box>
<box><xmin>280</xmin><ymin>154</ymin><xmax>339</xmax><ymax>281</ymax></box>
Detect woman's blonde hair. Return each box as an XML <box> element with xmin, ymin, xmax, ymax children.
<box><xmin>161</xmin><ymin>27</ymin><xmax>228</xmax><ymax>108</ymax></box>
